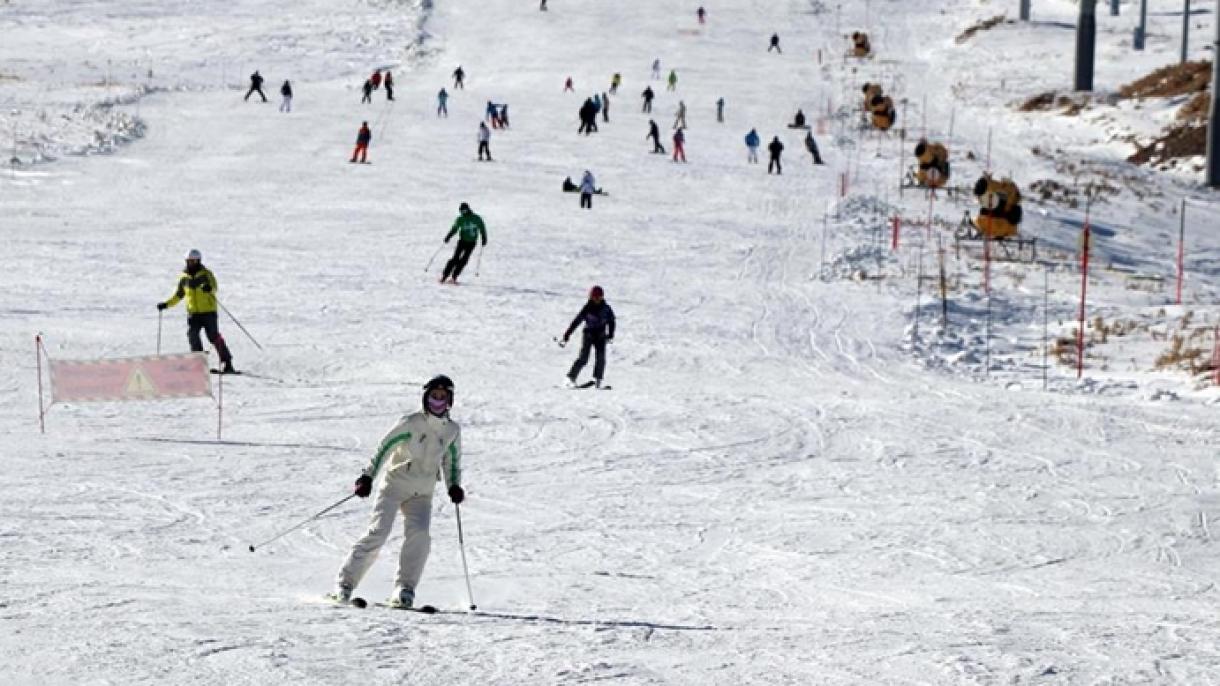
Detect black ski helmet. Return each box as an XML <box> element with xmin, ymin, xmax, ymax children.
<box><xmin>422</xmin><ymin>374</ymin><xmax>455</xmax><ymax>414</ymax></box>
<box><xmin>459</xmin><ymin>202</ymin><xmax>471</xmax><ymax>213</ymax></box>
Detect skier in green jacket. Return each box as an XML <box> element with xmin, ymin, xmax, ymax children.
<box><xmin>440</xmin><ymin>202</ymin><xmax>487</xmax><ymax>284</ymax></box>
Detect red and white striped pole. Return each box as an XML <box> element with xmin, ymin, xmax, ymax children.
<box><xmin>1176</xmin><ymin>197</ymin><xmax>1187</xmax><ymax>305</ymax></box>
<box><xmin>1212</xmin><ymin>325</ymin><xmax>1219</xmax><ymax>387</ymax></box>
<box><xmin>1076</xmin><ymin>210</ymin><xmax>1092</xmax><ymax>380</ymax></box>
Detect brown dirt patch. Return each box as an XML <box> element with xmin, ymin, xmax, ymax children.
<box><xmin>1119</xmin><ymin>60</ymin><xmax>1211</xmax><ymax>99</ymax></box>
<box><xmin>1128</xmin><ymin>124</ymin><xmax>1207</xmax><ymax>166</ymax></box>
<box><xmin>1177</xmin><ymin>91</ymin><xmax>1209</xmax><ymax>123</ymax></box>
<box><xmin>955</xmin><ymin>15</ymin><xmax>1012</xmax><ymax>44</ymax></box>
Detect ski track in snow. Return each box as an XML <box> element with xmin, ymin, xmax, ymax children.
<box><xmin>2</xmin><ymin>0</ymin><xmax>1220</xmax><ymax>683</ymax></box>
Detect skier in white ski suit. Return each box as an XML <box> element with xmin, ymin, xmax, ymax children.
<box><xmin>333</xmin><ymin>375</ymin><xmax>465</xmax><ymax>608</ymax></box>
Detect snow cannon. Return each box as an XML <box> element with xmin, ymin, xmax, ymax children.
<box><xmin>851</xmin><ymin>31</ymin><xmax>872</xmax><ymax>58</ymax></box>
<box><xmin>868</xmin><ymin>94</ymin><xmax>896</xmax><ymax>131</ymax></box>
<box><xmin>971</xmin><ymin>174</ymin><xmax>1023</xmax><ymax>239</ymax></box>
<box><xmin>862</xmin><ymin>82</ymin><xmax>883</xmax><ymax>111</ymax></box>
<box><xmin>914</xmin><ymin>139</ymin><xmax>951</xmax><ymax>188</ymax></box>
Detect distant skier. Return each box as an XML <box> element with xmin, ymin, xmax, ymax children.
<box><xmin>561</xmin><ymin>285</ymin><xmax>616</xmax><ymax>388</ymax></box>
<box><xmin>244</xmin><ymin>70</ymin><xmax>266</xmax><ymax>102</ymax></box>
<box><xmin>452</xmin><ymin>65</ymin><xmax>465</xmax><ymax>89</ymax></box>
<box><xmin>646</xmin><ymin>119</ymin><xmax>665</xmax><ymax>154</ymax></box>
<box><xmin>279</xmin><ymin>80</ymin><xmax>293</xmax><ymax>113</ymax></box>
<box><xmin>697</xmin><ymin>6</ymin><xmax>706</xmax><ymax>23</ymax></box>
<box><xmin>350</xmin><ymin>121</ymin><xmax>371</xmax><ymax>163</ymax></box>
<box><xmin>641</xmin><ymin>86</ymin><xmax>655</xmax><ymax>113</ymax></box>
<box><xmin>499</xmin><ymin>104</ymin><xmax>510</xmax><ymax>128</ymax></box>
<box><xmin>716</xmin><ymin>97</ymin><xmax>724</xmax><ymax>123</ymax></box>
<box><xmin>579</xmin><ymin>170</ymin><xmax>597</xmax><ymax>209</ymax></box>
<box><xmin>564</xmin><ymin>76</ymin><xmax>574</xmax><ymax>92</ymax></box>
<box><xmin>592</xmin><ymin>93</ymin><xmax>602</xmax><ymax>114</ymax></box>
<box><xmin>477</xmin><ymin>122</ymin><xmax>492</xmax><ymax>161</ymax></box>
<box><xmin>156</xmin><ymin>249</ymin><xmax>236</xmax><ymax>374</ymax></box>
<box><xmin>540</xmin><ymin>0</ymin><xmax>547</xmax><ymax>9</ymax></box>
<box><xmin>768</xmin><ymin>135</ymin><xmax>783</xmax><ymax>174</ymax></box>
<box><xmin>384</xmin><ymin>71</ymin><xmax>394</xmax><ymax>101</ymax></box>
<box><xmin>651</xmin><ymin>58</ymin><xmax>662</xmax><ymax>80</ymax></box>
<box><xmin>329</xmin><ymin>374</ymin><xmax>465</xmax><ymax>609</ymax></box>
<box><xmin>437</xmin><ymin>88</ymin><xmax>449</xmax><ymax>117</ymax></box>
<box><xmin>804</xmin><ymin>130</ymin><xmax>825</xmax><ymax>165</ymax></box>
<box><xmin>601</xmin><ymin>92</ymin><xmax>610</xmax><ymax>123</ymax></box>
<box><xmin>788</xmin><ymin>109</ymin><xmax>807</xmax><ymax>129</ymax></box>
<box><xmin>745</xmin><ymin>128</ymin><xmax>760</xmax><ymax>163</ymax></box>
<box><xmin>666</xmin><ymin>69</ymin><xmax>678</xmax><ymax>91</ymax></box>
<box><xmin>485</xmin><ymin>100</ymin><xmax>498</xmax><ymax>125</ymax></box>
<box><xmin>370</xmin><ymin>69</ymin><xmax>383</xmax><ymax>90</ymax></box>
<box><xmin>610</xmin><ymin>73</ymin><xmax>622</xmax><ymax>94</ymax></box>
<box><xmin>673</xmin><ymin>127</ymin><xmax>687</xmax><ymax>162</ymax></box>
<box><xmin>768</xmin><ymin>33</ymin><xmax>782</xmax><ymax>53</ymax></box>
<box><xmin>361</xmin><ymin>79</ymin><xmax>373</xmax><ymax>104</ymax></box>
<box><xmin>441</xmin><ymin>202</ymin><xmax>487</xmax><ymax>285</ymax></box>
<box><xmin>673</xmin><ymin>100</ymin><xmax>687</xmax><ymax>129</ymax></box>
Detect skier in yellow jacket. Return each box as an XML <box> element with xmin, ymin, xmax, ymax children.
<box><xmin>332</xmin><ymin>375</ymin><xmax>466</xmax><ymax>608</ymax></box>
<box><xmin>157</xmin><ymin>249</ymin><xmax>235</xmax><ymax>373</ymax></box>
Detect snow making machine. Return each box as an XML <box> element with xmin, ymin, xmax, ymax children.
<box><xmin>955</xmin><ymin>173</ymin><xmax>1037</xmax><ymax>262</ymax></box>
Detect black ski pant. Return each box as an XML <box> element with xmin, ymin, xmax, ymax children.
<box><xmin>568</xmin><ymin>333</ymin><xmax>607</xmax><ymax>381</ymax></box>
<box><xmin>244</xmin><ymin>86</ymin><xmax>266</xmax><ymax>102</ymax></box>
<box><xmin>386</xmin><ymin>84</ymin><xmax>394</xmax><ymax>101</ymax></box>
<box><xmin>187</xmin><ymin>312</ymin><xmax>233</xmax><ymax>363</ymax></box>
<box><xmin>580</xmin><ymin>192</ymin><xmax>592</xmax><ymax>209</ymax></box>
<box><xmin>650</xmin><ymin>135</ymin><xmax>665</xmax><ymax>153</ymax></box>
<box><xmin>478</xmin><ymin>141</ymin><xmax>491</xmax><ymax>160</ymax></box>
<box><xmin>443</xmin><ymin>239</ymin><xmax>478</xmax><ymax>280</ymax></box>
<box><xmin>643</xmin><ymin>100</ymin><xmax>652</xmax><ymax>113</ymax></box>
<box><xmin>769</xmin><ymin>156</ymin><xmax>782</xmax><ymax>174</ymax></box>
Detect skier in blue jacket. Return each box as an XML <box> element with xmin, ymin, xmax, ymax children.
<box><xmin>744</xmin><ymin>128</ymin><xmax>760</xmax><ymax>164</ymax></box>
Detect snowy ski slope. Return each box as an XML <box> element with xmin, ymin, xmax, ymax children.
<box><xmin>1</xmin><ymin>0</ymin><xmax>1219</xmax><ymax>683</ymax></box>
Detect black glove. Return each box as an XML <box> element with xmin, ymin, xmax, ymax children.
<box><xmin>200</xmin><ymin>283</ymin><xmax>212</xmax><ymax>293</ymax></box>
<box><xmin>444</xmin><ymin>236</ymin><xmax>451</xmax><ymax>244</ymax></box>
<box><xmin>562</xmin><ymin>333</ymin><xmax>570</xmax><ymax>344</ymax></box>
<box><xmin>448</xmin><ymin>484</ymin><xmax>465</xmax><ymax>504</ymax></box>
<box><xmin>156</xmin><ymin>302</ymin><xmax>167</xmax><ymax>311</ymax></box>
<box><xmin>354</xmin><ymin>474</ymin><xmax>373</xmax><ymax>498</ymax></box>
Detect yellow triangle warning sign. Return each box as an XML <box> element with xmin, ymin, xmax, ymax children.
<box><xmin>125</xmin><ymin>366</ymin><xmax>158</xmax><ymax>397</ymax></box>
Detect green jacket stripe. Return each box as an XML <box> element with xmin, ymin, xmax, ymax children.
<box><xmin>369</xmin><ymin>432</ymin><xmax>412</xmax><ymax>478</ymax></box>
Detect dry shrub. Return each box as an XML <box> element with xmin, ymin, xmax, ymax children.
<box><xmin>956</xmin><ymin>15</ymin><xmax>1010</xmax><ymax>44</ymax></box>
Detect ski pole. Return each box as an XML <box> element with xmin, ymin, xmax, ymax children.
<box><xmin>455</xmin><ymin>503</ymin><xmax>477</xmax><ymax>610</ymax></box>
<box><xmin>217</xmin><ymin>299</ymin><xmax>263</xmax><ymax>350</ymax></box>
<box><xmin>247</xmin><ymin>493</ymin><xmax>357</xmax><ymax>552</ymax></box>
<box><xmin>156</xmin><ymin>310</ymin><xmax>163</xmax><ymax>355</ymax></box>
<box><xmin>475</xmin><ymin>244</ymin><xmax>484</xmax><ymax>277</ymax></box>
<box><xmin>424</xmin><ymin>243</ymin><xmax>445</xmax><ymax>272</ymax></box>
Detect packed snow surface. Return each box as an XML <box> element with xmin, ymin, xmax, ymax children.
<box><xmin>2</xmin><ymin>0</ymin><xmax>1219</xmax><ymax>683</ymax></box>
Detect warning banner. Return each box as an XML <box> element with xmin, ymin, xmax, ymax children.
<box><xmin>49</xmin><ymin>353</ymin><xmax>212</xmax><ymax>403</ymax></box>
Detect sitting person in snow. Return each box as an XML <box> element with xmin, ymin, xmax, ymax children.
<box><xmin>787</xmin><ymin>109</ymin><xmax>808</xmax><ymax>129</ymax></box>
<box><xmin>562</xmin><ymin>176</ymin><xmax>606</xmax><ymax>194</ymax></box>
